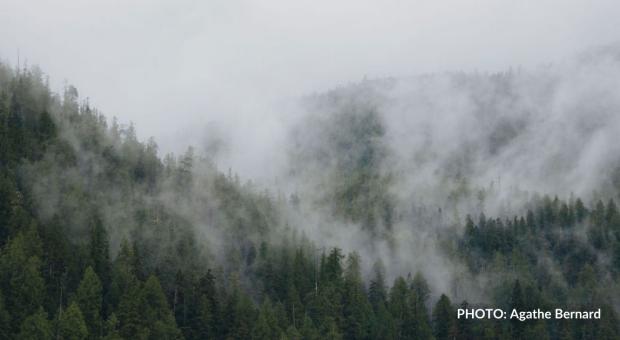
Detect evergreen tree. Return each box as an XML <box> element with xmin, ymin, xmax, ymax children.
<box><xmin>456</xmin><ymin>301</ymin><xmax>474</xmax><ymax>340</ymax></box>
<box><xmin>102</xmin><ymin>313</ymin><xmax>123</xmax><ymax>340</ymax></box>
<box><xmin>141</xmin><ymin>275</ymin><xmax>182</xmax><ymax>339</ymax></box>
<box><xmin>191</xmin><ymin>269</ymin><xmax>219</xmax><ymax>338</ymax></box>
<box><xmin>18</xmin><ymin>307</ymin><xmax>52</xmax><ymax>340</ymax></box>
<box><xmin>300</xmin><ymin>315</ymin><xmax>321</xmax><ymax>340</ymax></box>
<box><xmin>0</xmin><ymin>289</ymin><xmax>9</xmax><ymax>339</ymax></box>
<box><xmin>75</xmin><ymin>266</ymin><xmax>103</xmax><ymax>338</ymax></box>
<box><xmin>432</xmin><ymin>294</ymin><xmax>455</xmax><ymax>340</ymax></box>
<box><xmin>342</xmin><ymin>252</ymin><xmax>372</xmax><ymax>340</ymax></box>
<box><xmin>368</xmin><ymin>261</ymin><xmax>387</xmax><ymax>310</ymax></box>
<box><xmin>109</xmin><ymin>238</ymin><xmax>139</xmax><ymax>310</ymax></box>
<box><xmin>88</xmin><ymin>213</ymin><xmax>111</xmax><ymax>295</ymax></box>
<box><xmin>285</xmin><ymin>324</ymin><xmax>302</xmax><ymax>340</ymax></box>
<box><xmin>57</xmin><ymin>302</ymin><xmax>89</xmax><ymax>340</ymax></box>
<box><xmin>117</xmin><ymin>280</ymin><xmax>145</xmax><ymax>339</ymax></box>
<box><xmin>252</xmin><ymin>298</ymin><xmax>282</xmax><ymax>340</ymax></box>
<box><xmin>409</xmin><ymin>273</ymin><xmax>433</xmax><ymax>340</ymax></box>
<box><xmin>0</xmin><ymin>230</ymin><xmax>45</xmax><ymax>330</ymax></box>
<box><xmin>389</xmin><ymin>277</ymin><xmax>411</xmax><ymax>339</ymax></box>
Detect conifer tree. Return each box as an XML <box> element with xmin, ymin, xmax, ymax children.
<box><xmin>57</xmin><ymin>302</ymin><xmax>88</xmax><ymax>340</ymax></box>
<box><xmin>141</xmin><ymin>275</ymin><xmax>182</xmax><ymax>339</ymax></box>
<box><xmin>18</xmin><ymin>307</ymin><xmax>52</xmax><ymax>340</ymax></box>
<box><xmin>0</xmin><ymin>230</ymin><xmax>45</xmax><ymax>330</ymax></box>
<box><xmin>76</xmin><ymin>266</ymin><xmax>103</xmax><ymax>338</ymax></box>
<box><xmin>0</xmin><ymin>289</ymin><xmax>9</xmax><ymax>339</ymax></box>
<box><xmin>253</xmin><ymin>298</ymin><xmax>282</xmax><ymax>340</ymax></box>
<box><xmin>342</xmin><ymin>252</ymin><xmax>372</xmax><ymax>340</ymax></box>
<box><xmin>432</xmin><ymin>294</ymin><xmax>455</xmax><ymax>340</ymax></box>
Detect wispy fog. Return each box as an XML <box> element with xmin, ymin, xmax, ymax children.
<box><xmin>2</xmin><ymin>0</ymin><xmax>620</xmax><ymax>183</ymax></box>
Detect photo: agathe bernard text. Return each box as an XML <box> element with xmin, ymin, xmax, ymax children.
<box><xmin>457</xmin><ymin>308</ymin><xmax>601</xmax><ymax>321</ymax></box>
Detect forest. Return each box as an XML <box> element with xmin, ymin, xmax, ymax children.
<box><xmin>0</xmin><ymin>54</ymin><xmax>619</xmax><ymax>340</ymax></box>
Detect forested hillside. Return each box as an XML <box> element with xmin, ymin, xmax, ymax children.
<box><xmin>1</xmin><ymin>57</ymin><xmax>619</xmax><ymax>340</ymax></box>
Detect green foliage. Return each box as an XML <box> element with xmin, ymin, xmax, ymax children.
<box><xmin>57</xmin><ymin>302</ymin><xmax>88</xmax><ymax>340</ymax></box>
<box><xmin>342</xmin><ymin>252</ymin><xmax>372</xmax><ymax>340</ymax></box>
<box><xmin>253</xmin><ymin>298</ymin><xmax>282</xmax><ymax>340</ymax></box>
<box><xmin>0</xmin><ymin>227</ymin><xmax>45</xmax><ymax>330</ymax></box>
<box><xmin>0</xmin><ymin>289</ymin><xmax>9</xmax><ymax>339</ymax></box>
<box><xmin>102</xmin><ymin>313</ymin><xmax>122</xmax><ymax>340</ymax></box>
<box><xmin>141</xmin><ymin>275</ymin><xmax>182</xmax><ymax>339</ymax></box>
<box><xmin>18</xmin><ymin>307</ymin><xmax>52</xmax><ymax>340</ymax></box>
<box><xmin>433</xmin><ymin>294</ymin><xmax>455</xmax><ymax>340</ymax></box>
<box><xmin>75</xmin><ymin>266</ymin><xmax>103</xmax><ymax>338</ymax></box>
<box><xmin>0</xmin><ymin>62</ymin><xmax>618</xmax><ymax>340</ymax></box>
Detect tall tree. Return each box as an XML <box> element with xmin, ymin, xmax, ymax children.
<box><xmin>75</xmin><ymin>266</ymin><xmax>103</xmax><ymax>339</ymax></box>
<box><xmin>141</xmin><ymin>275</ymin><xmax>182</xmax><ymax>339</ymax></box>
<box><xmin>57</xmin><ymin>302</ymin><xmax>88</xmax><ymax>340</ymax></box>
<box><xmin>0</xmin><ymin>229</ymin><xmax>45</xmax><ymax>330</ymax></box>
<box><xmin>432</xmin><ymin>294</ymin><xmax>455</xmax><ymax>340</ymax></box>
<box><xmin>88</xmin><ymin>213</ymin><xmax>111</xmax><ymax>295</ymax></box>
<box><xmin>0</xmin><ymin>289</ymin><xmax>9</xmax><ymax>339</ymax></box>
<box><xmin>17</xmin><ymin>307</ymin><xmax>52</xmax><ymax>340</ymax></box>
<box><xmin>252</xmin><ymin>298</ymin><xmax>282</xmax><ymax>340</ymax></box>
<box><xmin>342</xmin><ymin>252</ymin><xmax>372</xmax><ymax>340</ymax></box>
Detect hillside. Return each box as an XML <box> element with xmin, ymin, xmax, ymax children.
<box><xmin>0</xmin><ymin>58</ymin><xmax>619</xmax><ymax>339</ymax></box>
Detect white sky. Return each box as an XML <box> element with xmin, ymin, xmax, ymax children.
<box><xmin>1</xmin><ymin>0</ymin><xmax>619</xmax><ymax>178</ymax></box>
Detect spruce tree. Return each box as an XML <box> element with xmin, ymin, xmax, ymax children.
<box><xmin>17</xmin><ymin>307</ymin><xmax>52</xmax><ymax>340</ymax></box>
<box><xmin>76</xmin><ymin>266</ymin><xmax>103</xmax><ymax>338</ymax></box>
<box><xmin>57</xmin><ymin>302</ymin><xmax>88</xmax><ymax>340</ymax></box>
<box><xmin>432</xmin><ymin>294</ymin><xmax>455</xmax><ymax>340</ymax></box>
<box><xmin>141</xmin><ymin>275</ymin><xmax>182</xmax><ymax>339</ymax></box>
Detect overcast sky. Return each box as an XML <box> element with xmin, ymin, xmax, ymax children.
<box><xmin>1</xmin><ymin>0</ymin><xmax>619</xmax><ymax>179</ymax></box>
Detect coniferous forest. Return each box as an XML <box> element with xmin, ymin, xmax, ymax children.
<box><xmin>1</xmin><ymin>51</ymin><xmax>620</xmax><ymax>340</ymax></box>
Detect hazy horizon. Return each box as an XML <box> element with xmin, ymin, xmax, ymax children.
<box><xmin>3</xmin><ymin>0</ymin><xmax>620</xmax><ymax>184</ymax></box>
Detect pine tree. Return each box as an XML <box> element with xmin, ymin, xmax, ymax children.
<box><xmin>285</xmin><ymin>324</ymin><xmax>302</xmax><ymax>340</ymax></box>
<box><xmin>300</xmin><ymin>315</ymin><xmax>321</xmax><ymax>340</ymax></box>
<box><xmin>253</xmin><ymin>298</ymin><xmax>282</xmax><ymax>340</ymax></box>
<box><xmin>102</xmin><ymin>313</ymin><xmax>122</xmax><ymax>340</ymax></box>
<box><xmin>368</xmin><ymin>261</ymin><xmax>387</xmax><ymax>310</ymax></box>
<box><xmin>226</xmin><ymin>287</ymin><xmax>255</xmax><ymax>339</ymax></box>
<box><xmin>409</xmin><ymin>273</ymin><xmax>433</xmax><ymax>340</ymax></box>
<box><xmin>141</xmin><ymin>275</ymin><xmax>182</xmax><ymax>339</ymax></box>
<box><xmin>0</xmin><ymin>174</ymin><xmax>16</xmax><ymax>244</ymax></box>
<box><xmin>342</xmin><ymin>252</ymin><xmax>372</xmax><ymax>340</ymax></box>
<box><xmin>323</xmin><ymin>317</ymin><xmax>343</xmax><ymax>340</ymax></box>
<box><xmin>0</xmin><ymin>289</ymin><xmax>9</xmax><ymax>339</ymax></box>
<box><xmin>510</xmin><ymin>280</ymin><xmax>525</xmax><ymax>339</ymax></box>
<box><xmin>17</xmin><ymin>307</ymin><xmax>52</xmax><ymax>340</ymax></box>
<box><xmin>432</xmin><ymin>294</ymin><xmax>455</xmax><ymax>340</ymax></box>
<box><xmin>389</xmin><ymin>277</ymin><xmax>411</xmax><ymax>339</ymax></box>
<box><xmin>370</xmin><ymin>301</ymin><xmax>395</xmax><ymax>340</ymax></box>
<box><xmin>117</xmin><ymin>280</ymin><xmax>145</xmax><ymax>339</ymax></box>
<box><xmin>75</xmin><ymin>266</ymin><xmax>103</xmax><ymax>338</ymax></box>
<box><xmin>0</xmin><ymin>230</ymin><xmax>45</xmax><ymax>330</ymax></box>
<box><xmin>191</xmin><ymin>269</ymin><xmax>219</xmax><ymax>338</ymax></box>
<box><xmin>88</xmin><ymin>213</ymin><xmax>111</xmax><ymax>295</ymax></box>
<box><xmin>286</xmin><ymin>283</ymin><xmax>303</xmax><ymax>329</ymax></box>
<box><xmin>109</xmin><ymin>238</ymin><xmax>138</xmax><ymax>311</ymax></box>
<box><xmin>38</xmin><ymin>110</ymin><xmax>56</xmax><ymax>143</ymax></box>
<box><xmin>57</xmin><ymin>302</ymin><xmax>89</xmax><ymax>340</ymax></box>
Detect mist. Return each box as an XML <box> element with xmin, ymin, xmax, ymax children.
<box><xmin>2</xmin><ymin>2</ymin><xmax>620</xmax><ymax>338</ymax></box>
<box><xmin>2</xmin><ymin>0</ymin><xmax>620</xmax><ymax>183</ymax></box>
<box><xmin>5</xmin><ymin>0</ymin><xmax>620</xmax><ymax>295</ymax></box>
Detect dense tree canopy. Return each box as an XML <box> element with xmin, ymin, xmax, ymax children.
<box><xmin>0</xmin><ymin>62</ymin><xmax>619</xmax><ymax>339</ymax></box>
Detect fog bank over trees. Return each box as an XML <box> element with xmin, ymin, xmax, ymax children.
<box><xmin>1</xmin><ymin>42</ymin><xmax>620</xmax><ymax>338</ymax></box>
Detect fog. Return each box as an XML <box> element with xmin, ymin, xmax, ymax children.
<box><xmin>4</xmin><ymin>1</ymin><xmax>620</xmax><ymax>309</ymax></box>
<box><xmin>2</xmin><ymin>0</ymin><xmax>620</xmax><ymax>183</ymax></box>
